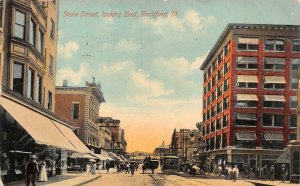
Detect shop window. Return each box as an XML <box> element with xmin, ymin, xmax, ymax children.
<box><xmin>292</xmin><ymin>151</ymin><xmax>300</xmax><ymax>174</ymax></box>
<box><xmin>292</xmin><ymin>40</ymin><xmax>300</xmax><ymax>52</ymax></box>
<box><xmin>265</xmin><ymin>39</ymin><xmax>285</xmax><ymax>51</ymax></box>
<box><xmin>289</xmin><ymin>114</ymin><xmax>297</xmax><ymax>128</ymax></box>
<box><xmin>262</xmin><ymin>141</ymin><xmax>283</xmax><ymax>149</ymax></box>
<box><xmin>263</xmin><ymin>114</ymin><xmax>284</xmax><ymax>127</ymax></box>
<box><xmin>14</xmin><ymin>10</ymin><xmax>26</xmax><ymax>39</ymax></box>
<box><xmin>13</xmin><ymin>63</ymin><xmax>24</xmax><ymax>95</ymax></box>
<box><xmin>27</xmin><ymin>68</ymin><xmax>35</xmax><ymax>99</ymax></box>
<box><xmin>72</xmin><ymin>103</ymin><xmax>80</xmax><ymax>119</ymax></box>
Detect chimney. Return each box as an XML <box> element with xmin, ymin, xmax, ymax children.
<box><xmin>63</xmin><ymin>80</ymin><xmax>68</xmax><ymax>87</ymax></box>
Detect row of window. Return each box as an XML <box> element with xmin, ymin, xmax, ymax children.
<box><xmin>14</xmin><ymin>8</ymin><xmax>56</xmax><ymax>54</ymax></box>
<box><xmin>13</xmin><ymin>62</ymin><xmax>53</xmax><ymax>110</ymax></box>
<box><xmin>235</xmin><ymin>113</ymin><xmax>297</xmax><ymax>127</ymax></box>
<box><xmin>237</xmin><ymin>38</ymin><xmax>300</xmax><ymax>52</ymax></box>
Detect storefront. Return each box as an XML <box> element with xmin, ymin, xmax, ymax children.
<box><xmin>0</xmin><ymin>96</ymin><xmax>91</xmax><ymax>183</ymax></box>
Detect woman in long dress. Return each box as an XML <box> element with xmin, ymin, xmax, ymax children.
<box><xmin>38</xmin><ymin>160</ymin><xmax>48</xmax><ymax>182</ymax></box>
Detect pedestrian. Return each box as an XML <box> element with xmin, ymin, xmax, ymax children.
<box><xmin>129</xmin><ymin>162</ymin><xmax>135</xmax><ymax>176</ymax></box>
<box><xmin>25</xmin><ymin>155</ymin><xmax>39</xmax><ymax>186</ymax></box>
<box><xmin>261</xmin><ymin>165</ymin><xmax>268</xmax><ymax>181</ymax></box>
<box><xmin>125</xmin><ymin>162</ymin><xmax>130</xmax><ymax>174</ymax></box>
<box><xmin>224</xmin><ymin>165</ymin><xmax>229</xmax><ymax>180</ymax></box>
<box><xmin>281</xmin><ymin>164</ymin><xmax>288</xmax><ymax>183</ymax></box>
<box><xmin>0</xmin><ymin>166</ymin><xmax>3</xmax><ymax>186</ymax></box>
<box><xmin>232</xmin><ymin>165</ymin><xmax>239</xmax><ymax>182</ymax></box>
<box><xmin>217</xmin><ymin>165</ymin><xmax>222</xmax><ymax>176</ymax></box>
<box><xmin>91</xmin><ymin>163</ymin><xmax>96</xmax><ymax>174</ymax></box>
<box><xmin>269</xmin><ymin>165</ymin><xmax>274</xmax><ymax>181</ymax></box>
<box><xmin>228</xmin><ymin>166</ymin><xmax>233</xmax><ymax>180</ymax></box>
<box><xmin>106</xmin><ymin>161</ymin><xmax>110</xmax><ymax>173</ymax></box>
<box><xmin>38</xmin><ymin>160</ymin><xmax>48</xmax><ymax>182</ymax></box>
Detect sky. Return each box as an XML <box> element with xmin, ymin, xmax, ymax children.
<box><xmin>56</xmin><ymin>0</ymin><xmax>300</xmax><ymax>152</ymax></box>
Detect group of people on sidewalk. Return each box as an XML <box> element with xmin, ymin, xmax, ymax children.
<box><xmin>261</xmin><ymin>164</ymin><xmax>288</xmax><ymax>183</ymax></box>
<box><xmin>25</xmin><ymin>155</ymin><xmax>48</xmax><ymax>186</ymax></box>
<box><xmin>224</xmin><ymin>165</ymin><xmax>239</xmax><ymax>182</ymax></box>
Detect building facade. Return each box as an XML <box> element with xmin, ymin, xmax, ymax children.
<box><xmin>0</xmin><ymin>0</ymin><xmax>91</xmax><ymax>183</ymax></box>
<box><xmin>170</xmin><ymin>129</ymin><xmax>200</xmax><ymax>163</ymax></box>
<box><xmin>55</xmin><ymin>79</ymin><xmax>105</xmax><ymax>153</ymax></box>
<box><xmin>200</xmin><ymin>24</ymin><xmax>300</xmax><ymax>172</ymax></box>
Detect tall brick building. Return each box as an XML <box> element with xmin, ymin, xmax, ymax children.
<box><xmin>200</xmin><ymin>24</ymin><xmax>300</xmax><ymax>171</ymax></box>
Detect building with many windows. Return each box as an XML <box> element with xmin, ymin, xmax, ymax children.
<box><xmin>55</xmin><ymin>79</ymin><xmax>105</xmax><ymax>153</ymax></box>
<box><xmin>200</xmin><ymin>24</ymin><xmax>300</xmax><ymax>173</ymax></box>
<box><xmin>0</xmin><ymin>0</ymin><xmax>91</xmax><ymax>183</ymax></box>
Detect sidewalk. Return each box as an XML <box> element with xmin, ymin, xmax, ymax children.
<box><xmin>245</xmin><ymin>179</ymin><xmax>300</xmax><ymax>186</ymax></box>
<box><xmin>4</xmin><ymin>172</ymin><xmax>102</xmax><ymax>186</ymax></box>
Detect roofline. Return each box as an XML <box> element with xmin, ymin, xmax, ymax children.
<box><xmin>199</xmin><ymin>23</ymin><xmax>300</xmax><ymax>70</ymax></box>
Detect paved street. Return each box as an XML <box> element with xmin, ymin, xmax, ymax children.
<box><xmin>6</xmin><ymin>168</ymin><xmax>300</xmax><ymax>186</ymax></box>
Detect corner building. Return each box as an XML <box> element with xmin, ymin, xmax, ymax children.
<box><xmin>200</xmin><ymin>24</ymin><xmax>300</xmax><ymax>172</ymax></box>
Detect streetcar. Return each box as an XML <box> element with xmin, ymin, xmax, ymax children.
<box><xmin>160</xmin><ymin>155</ymin><xmax>180</xmax><ymax>174</ymax></box>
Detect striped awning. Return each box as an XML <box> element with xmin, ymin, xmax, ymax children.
<box><xmin>236</xmin><ymin>113</ymin><xmax>257</xmax><ymax>121</ymax></box>
<box><xmin>264</xmin><ymin>133</ymin><xmax>284</xmax><ymax>141</ymax></box>
<box><xmin>237</xmin><ymin>75</ymin><xmax>258</xmax><ymax>83</ymax></box>
<box><xmin>236</xmin><ymin>132</ymin><xmax>256</xmax><ymax>140</ymax></box>
<box><xmin>237</xmin><ymin>94</ymin><xmax>258</xmax><ymax>101</ymax></box>
<box><xmin>264</xmin><ymin>95</ymin><xmax>285</xmax><ymax>102</ymax></box>
<box><xmin>264</xmin><ymin>76</ymin><xmax>286</xmax><ymax>84</ymax></box>
<box><xmin>238</xmin><ymin>38</ymin><xmax>259</xmax><ymax>44</ymax></box>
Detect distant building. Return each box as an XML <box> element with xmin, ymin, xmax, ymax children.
<box><xmin>55</xmin><ymin>79</ymin><xmax>105</xmax><ymax>153</ymax></box>
<box><xmin>153</xmin><ymin>141</ymin><xmax>169</xmax><ymax>156</ymax></box>
<box><xmin>170</xmin><ymin>129</ymin><xmax>200</xmax><ymax>163</ymax></box>
<box><xmin>200</xmin><ymin>24</ymin><xmax>299</xmax><ymax>171</ymax></box>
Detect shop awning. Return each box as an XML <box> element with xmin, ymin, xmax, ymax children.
<box><xmin>264</xmin><ymin>133</ymin><xmax>284</xmax><ymax>141</ymax></box>
<box><xmin>236</xmin><ymin>113</ymin><xmax>257</xmax><ymax>121</ymax></box>
<box><xmin>236</xmin><ymin>94</ymin><xmax>258</xmax><ymax>101</ymax></box>
<box><xmin>0</xmin><ymin>97</ymin><xmax>77</xmax><ymax>151</ymax></box>
<box><xmin>277</xmin><ymin>150</ymin><xmax>290</xmax><ymax>163</ymax></box>
<box><xmin>237</xmin><ymin>75</ymin><xmax>258</xmax><ymax>83</ymax></box>
<box><xmin>236</xmin><ymin>132</ymin><xmax>256</xmax><ymax>140</ymax></box>
<box><xmin>70</xmin><ymin>153</ymin><xmax>98</xmax><ymax>159</ymax></box>
<box><xmin>264</xmin><ymin>95</ymin><xmax>285</xmax><ymax>102</ymax></box>
<box><xmin>92</xmin><ymin>153</ymin><xmax>113</xmax><ymax>161</ymax></box>
<box><xmin>264</xmin><ymin>76</ymin><xmax>286</xmax><ymax>84</ymax></box>
<box><xmin>237</xmin><ymin>57</ymin><xmax>257</xmax><ymax>64</ymax></box>
<box><xmin>51</xmin><ymin>120</ymin><xmax>90</xmax><ymax>153</ymax></box>
<box><xmin>238</xmin><ymin>38</ymin><xmax>259</xmax><ymax>44</ymax></box>
<box><xmin>109</xmin><ymin>152</ymin><xmax>123</xmax><ymax>161</ymax></box>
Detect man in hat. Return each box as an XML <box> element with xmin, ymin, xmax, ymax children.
<box><xmin>281</xmin><ymin>164</ymin><xmax>288</xmax><ymax>183</ymax></box>
<box><xmin>269</xmin><ymin>165</ymin><xmax>275</xmax><ymax>181</ymax></box>
<box><xmin>25</xmin><ymin>155</ymin><xmax>39</xmax><ymax>186</ymax></box>
<box><xmin>232</xmin><ymin>165</ymin><xmax>239</xmax><ymax>182</ymax></box>
<box><xmin>261</xmin><ymin>165</ymin><xmax>268</xmax><ymax>181</ymax></box>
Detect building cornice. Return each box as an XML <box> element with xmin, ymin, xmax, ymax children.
<box><xmin>200</xmin><ymin>23</ymin><xmax>300</xmax><ymax>70</ymax></box>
